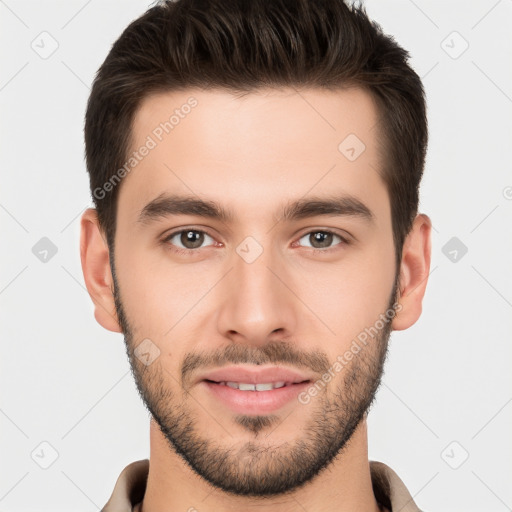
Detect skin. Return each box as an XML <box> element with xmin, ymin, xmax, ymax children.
<box><xmin>80</xmin><ymin>87</ymin><xmax>431</xmax><ymax>512</ymax></box>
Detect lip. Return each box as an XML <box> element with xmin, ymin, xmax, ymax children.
<box><xmin>200</xmin><ymin>380</ymin><xmax>311</xmax><ymax>414</ymax></box>
<box><xmin>196</xmin><ymin>365</ymin><xmax>313</xmax><ymax>386</ymax></box>
<box><xmin>195</xmin><ymin>365</ymin><xmax>313</xmax><ymax>415</ymax></box>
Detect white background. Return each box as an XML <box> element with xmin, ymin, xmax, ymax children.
<box><xmin>1</xmin><ymin>1</ymin><xmax>511</xmax><ymax>510</ymax></box>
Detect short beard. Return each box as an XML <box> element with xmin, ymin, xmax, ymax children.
<box><xmin>111</xmin><ymin>260</ymin><xmax>399</xmax><ymax>497</ymax></box>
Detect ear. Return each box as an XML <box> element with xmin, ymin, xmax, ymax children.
<box><xmin>392</xmin><ymin>213</ymin><xmax>432</xmax><ymax>331</ymax></box>
<box><xmin>79</xmin><ymin>208</ymin><xmax>122</xmax><ymax>333</ymax></box>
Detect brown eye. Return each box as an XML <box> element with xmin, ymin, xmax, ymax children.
<box><xmin>310</xmin><ymin>231</ymin><xmax>333</xmax><ymax>249</ymax></box>
<box><xmin>180</xmin><ymin>230</ymin><xmax>205</xmax><ymax>249</ymax></box>
<box><xmin>163</xmin><ymin>229</ymin><xmax>215</xmax><ymax>252</ymax></box>
<box><xmin>297</xmin><ymin>230</ymin><xmax>348</xmax><ymax>251</ymax></box>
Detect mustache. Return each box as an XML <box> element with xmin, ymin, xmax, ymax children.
<box><xmin>181</xmin><ymin>340</ymin><xmax>331</xmax><ymax>387</ymax></box>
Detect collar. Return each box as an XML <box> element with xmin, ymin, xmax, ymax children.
<box><xmin>101</xmin><ymin>459</ymin><xmax>422</xmax><ymax>512</ymax></box>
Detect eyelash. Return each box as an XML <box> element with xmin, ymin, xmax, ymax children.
<box><xmin>161</xmin><ymin>228</ymin><xmax>350</xmax><ymax>257</ymax></box>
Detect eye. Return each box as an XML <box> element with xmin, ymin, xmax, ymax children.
<box><xmin>295</xmin><ymin>230</ymin><xmax>349</xmax><ymax>252</ymax></box>
<box><xmin>161</xmin><ymin>228</ymin><xmax>349</xmax><ymax>256</ymax></box>
<box><xmin>162</xmin><ymin>229</ymin><xmax>216</xmax><ymax>254</ymax></box>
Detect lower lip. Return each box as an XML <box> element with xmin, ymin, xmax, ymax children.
<box><xmin>201</xmin><ymin>381</ymin><xmax>310</xmax><ymax>414</ymax></box>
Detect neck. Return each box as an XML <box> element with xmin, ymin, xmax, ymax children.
<box><xmin>139</xmin><ymin>416</ymin><xmax>381</xmax><ymax>512</ymax></box>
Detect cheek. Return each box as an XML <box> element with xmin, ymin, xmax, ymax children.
<box><xmin>114</xmin><ymin>242</ymin><xmax>217</xmax><ymax>336</ymax></box>
<box><xmin>290</xmin><ymin>248</ymin><xmax>396</xmax><ymax>345</ymax></box>
<box><xmin>308</xmin><ymin>280</ymin><xmax>388</xmax><ymax>342</ymax></box>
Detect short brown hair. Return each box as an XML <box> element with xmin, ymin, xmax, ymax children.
<box><xmin>84</xmin><ymin>0</ymin><xmax>427</xmax><ymax>267</ymax></box>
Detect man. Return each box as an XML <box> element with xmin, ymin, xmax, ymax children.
<box><xmin>80</xmin><ymin>0</ymin><xmax>431</xmax><ymax>510</ymax></box>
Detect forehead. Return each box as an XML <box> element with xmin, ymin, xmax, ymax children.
<box><xmin>132</xmin><ymin>86</ymin><xmax>379</xmax><ymax>159</ymax></box>
<box><xmin>118</xmin><ymin>86</ymin><xmax>387</xmax><ymax>224</ymax></box>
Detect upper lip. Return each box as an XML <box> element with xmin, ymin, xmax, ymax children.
<box><xmin>196</xmin><ymin>365</ymin><xmax>314</xmax><ymax>385</ymax></box>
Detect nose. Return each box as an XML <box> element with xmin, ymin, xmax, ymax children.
<box><xmin>215</xmin><ymin>242</ymin><xmax>298</xmax><ymax>346</ymax></box>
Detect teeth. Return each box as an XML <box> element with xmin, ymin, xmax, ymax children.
<box><xmin>255</xmin><ymin>383</ymin><xmax>274</xmax><ymax>391</ymax></box>
<box><xmin>238</xmin><ymin>383</ymin><xmax>256</xmax><ymax>391</ymax></box>
<box><xmin>221</xmin><ymin>381</ymin><xmax>288</xmax><ymax>391</ymax></box>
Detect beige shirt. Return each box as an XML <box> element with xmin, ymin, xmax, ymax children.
<box><xmin>101</xmin><ymin>459</ymin><xmax>422</xmax><ymax>511</ymax></box>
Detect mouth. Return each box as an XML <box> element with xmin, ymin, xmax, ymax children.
<box><xmin>196</xmin><ymin>366</ymin><xmax>314</xmax><ymax>414</ymax></box>
<box><xmin>196</xmin><ymin>365</ymin><xmax>314</xmax><ymax>387</ymax></box>
<box><xmin>204</xmin><ymin>379</ymin><xmax>310</xmax><ymax>391</ymax></box>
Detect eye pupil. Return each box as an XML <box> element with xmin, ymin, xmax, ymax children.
<box><xmin>181</xmin><ymin>230</ymin><xmax>204</xmax><ymax>249</ymax></box>
<box><xmin>310</xmin><ymin>231</ymin><xmax>333</xmax><ymax>248</ymax></box>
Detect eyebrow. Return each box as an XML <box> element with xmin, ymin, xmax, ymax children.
<box><xmin>136</xmin><ymin>192</ymin><xmax>374</xmax><ymax>225</ymax></box>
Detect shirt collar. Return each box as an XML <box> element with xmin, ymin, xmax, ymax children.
<box><xmin>101</xmin><ymin>459</ymin><xmax>422</xmax><ymax>512</ymax></box>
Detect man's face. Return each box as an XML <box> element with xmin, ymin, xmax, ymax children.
<box><xmin>111</xmin><ymin>87</ymin><xmax>398</xmax><ymax>496</ymax></box>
